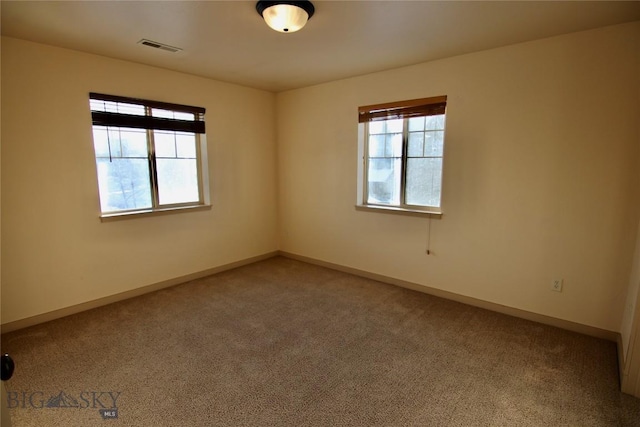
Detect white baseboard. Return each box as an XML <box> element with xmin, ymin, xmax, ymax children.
<box><xmin>2</xmin><ymin>250</ymin><xmax>625</xmax><ymax>387</ymax></box>
<box><xmin>2</xmin><ymin>250</ymin><xmax>620</xmax><ymax>343</ymax></box>
<box><xmin>617</xmin><ymin>334</ymin><xmax>625</xmax><ymax>387</ymax></box>
<box><xmin>1</xmin><ymin>251</ymin><xmax>279</xmax><ymax>334</ymax></box>
<box><xmin>279</xmin><ymin>251</ymin><xmax>620</xmax><ymax>343</ymax></box>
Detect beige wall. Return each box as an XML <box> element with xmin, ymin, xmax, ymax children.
<box><xmin>2</xmin><ymin>23</ymin><xmax>640</xmax><ymax>341</ymax></box>
<box><xmin>1</xmin><ymin>37</ymin><xmax>279</xmax><ymax>324</ymax></box>
<box><xmin>277</xmin><ymin>22</ymin><xmax>640</xmax><ymax>333</ymax></box>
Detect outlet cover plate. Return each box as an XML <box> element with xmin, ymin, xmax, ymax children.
<box><xmin>551</xmin><ymin>279</ymin><xmax>563</xmax><ymax>292</ymax></box>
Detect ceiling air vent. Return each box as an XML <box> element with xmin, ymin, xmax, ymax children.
<box><xmin>138</xmin><ymin>39</ymin><xmax>182</xmax><ymax>53</ymax></box>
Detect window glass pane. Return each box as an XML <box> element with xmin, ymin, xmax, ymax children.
<box><xmin>108</xmin><ymin>129</ymin><xmax>124</xmax><ymax>158</ymax></box>
<box><xmin>405</xmin><ymin>158</ymin><xmax>442</xmax><ymax>207</ymax></box>
<box><xmin>115</xmin><ymin>102</ymin><xmax>145</xmax><ymax>116</ymax></box>
<box><xmin>94</xmin><ymin>127</ymin><xmax>148</xmax><ymax>159</ymax></box>
<box><xmin>90</xmin><ymin>100</ymin><xmax>106</xmax><ymax>112</ymax></box>
<box><xmin>368</xmin><ymin>135</ymin><xmax>385</xmax><ymax>157</ymax></box>
<box><xmin>151</xmin><ymin>108</ymin><xmax>174</xmax><ymax>119</ymax></box>
<box><xmin>386</xmin><ymin>118</ymin><xmax>403</xmax><ymax>133</ymax></box>
<box><xmin>425</xmin><ymin>114</ymin><xmax>445</xmax><ymax>131</ymax></box>
<box><xmin>385</xmin><ymin>133</ymin><xmax>403</xmax><ymax>157</ymax></box>
<box><xmin>175</xmin><ymin>112</ymin><xmax>195</xmax><ymax>121</ymax></box>
<box><xmin>424</xmin><ymin>131</ymin><xmax>445</xmax><ymax>157</ymax></box>
<box><xmin>91</xmin><ymin>100</ymin><xmax>145</xmax><ymax>116</ymax></box>
<box><xmin>369</xmin><ymin>121</ymin><xmax>385</xmax><ymax>135</ymax></box>
<box><xmin>92</xmin><ymin>127</ymin><xmax>112</xmax><ymax>158</ymax></box>
<box><xmin>176</xmin><ymin>133</ymin><xmax>197</xmax><ymax>158</ymax></box>
<box><xmin>96</xmin><ymin>158</ymin><xmax>152</xmax><ymax>212</ymax></box>
<box><xmin>94</xmin><ymin>127</ymin><xmax>127</xmax><ymax>158</ymax></box>
<box><xmin>154</xmin><ymin>131</ymin><xmax>177</xmax><ymax>158</ymax></box>
<box><xmin>119</xmin><ymin>129</ymin><xmax>148</xmax><ymax>157</ymax></box>
<box><xmin>152</xmin><ymin>108</ymin><xmax>195</xmax><ymax>121</ymax></box>
<box><xmin>102</xmin><ymin>101</ymin><xmax>145</xmax><ymax>116</ymax></box>
<box><xmin>157</xmin><ymin>159</ymin><xmax>199</xmax><ymax>205</ymax></box>
<box><xmin>408</xmin><ymin>132</ymin><xmax>424</xmax><ymax>157</ymax></box>
<box><xmin>367</xmin><ymin>158</ymin><xmax>401</xmax><ymax>205</ymax></box>
<box><xmin>408</xmin><ymin>116</ymin><xmax>425</xmax><ymax>132</ymax></box>
<box><xmin>102</xmin><ymin>101</ymin><xmax>121</xmax><ymax>114</ymax></box>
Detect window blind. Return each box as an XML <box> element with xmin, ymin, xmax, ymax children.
<box><xmin>90</xmin><ymin>92</ymin><xmax>206</xmax><ymax>133</ymax></box>
<box><xmin>358</xmin><ymin>95</ymin><xmax>447</xmax><ymax>123</ymax></box>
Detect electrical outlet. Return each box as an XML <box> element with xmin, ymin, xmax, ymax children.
<box><xmin>551</xmin><ymin>279</ymin><xmax>563</xmax><ymax>292</ymax></box>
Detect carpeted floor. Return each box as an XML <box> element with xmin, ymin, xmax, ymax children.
<box><xmin>2</xmin><ymin>256</ymin><xmax>640</xmax><ymax>426</ymax></box>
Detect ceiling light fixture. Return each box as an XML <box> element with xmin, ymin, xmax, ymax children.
<box><xmin>256</xmin><ymin>1</ymin><xmax>315</xmax><ymax>33</ymax></box>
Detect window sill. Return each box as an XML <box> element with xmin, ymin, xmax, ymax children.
<box><xmin>100</xmin><ymin>204</ymin><xmax>211</xmax><ymax>222</ymax></box>
<box><xmin>355</xmin><ymin>204</ymin><xmax>442</xmax><ymax>218</ymax></box>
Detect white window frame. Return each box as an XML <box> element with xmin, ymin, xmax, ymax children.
<box><xmin>89</xmin><ymin>93</ymin><xmax>210</xmax><ymax>220</ymax></box>
<box><xmin>357</xmin><ymin>96</ymin><xmax>447</xmax><ymax>217</ymax></box>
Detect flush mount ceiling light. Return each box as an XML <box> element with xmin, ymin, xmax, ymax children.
<box><xmin>256</xmin><ymin>1</ymin><xmax>315</xmax><ymax>33</ymax></box>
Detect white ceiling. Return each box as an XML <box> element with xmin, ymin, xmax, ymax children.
<box><xmin>2</xmin><ymin>1</ymin><xmax>639</xmax><ymax>92</ymax></box>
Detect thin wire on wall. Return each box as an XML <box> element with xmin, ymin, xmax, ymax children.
<box><xmin>426</xmin><ymin>214</ymin><xmax>432</xmax><ymax>255</ymax></box>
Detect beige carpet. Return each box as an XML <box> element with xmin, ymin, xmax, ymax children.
<box><xmin>2</xmin><ymin>256</ymin><xmax>640</xmax><ymax>426</ymax></box>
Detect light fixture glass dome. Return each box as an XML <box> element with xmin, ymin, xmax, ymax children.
<box><xmin>263</xmin><ymin>4</ymin><xmax>308</xmax><ymax>33</ymax></box>
<box><xmin>256</xmin><ymin>1</ymin><xmax>315</xmax><ymax>33</ymax></box>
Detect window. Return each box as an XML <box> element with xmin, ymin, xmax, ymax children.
<box><xmin>358</xmin><ymin>96</ymin><xmax>447</xmax><ymax>214</ymax></box>
<box><xmin>89</xmin><ymin>93</ymin><xmax>209</xmax><ymax>217</ymax></box>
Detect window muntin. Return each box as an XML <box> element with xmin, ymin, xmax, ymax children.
<box><xmin>360</xmin><ymin>96</ymin><xmax>446</xmax><ymax>213</ymax></box>
<box><xmin>89</xmin><ymin>93</ymin><xmax>207</xmax><ymax>216</ymax></box>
